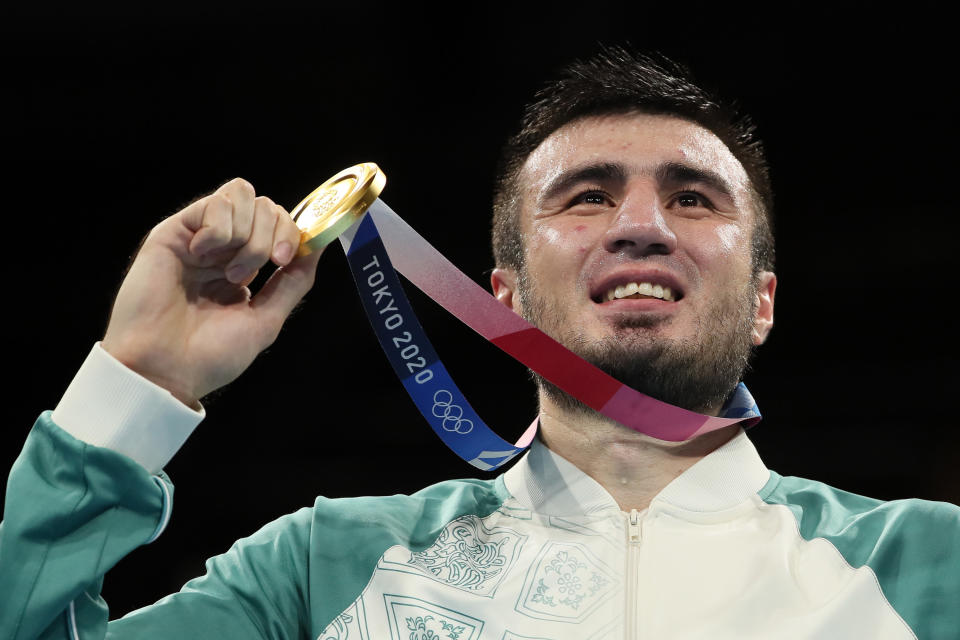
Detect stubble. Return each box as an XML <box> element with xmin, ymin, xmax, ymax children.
<box><xmin>517</xmin><ymin>268</ymin><xmax>759</xmax><ymax>416</ymax></box>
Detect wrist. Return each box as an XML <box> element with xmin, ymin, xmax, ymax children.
<box><xmin>101</xmin><ymin>338</ymin><xmax>202</xmax><ymax>410</ymax></box>
<box><xmin>53</xmin><ymin>343</ymin><xmax>205</xmax><ymax>473</ymax></box>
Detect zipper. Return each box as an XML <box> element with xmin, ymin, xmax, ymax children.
<box><xmin>625</xmin><ymin>508</ymin><xmax>641</xmax><ymax>639</ymax></box>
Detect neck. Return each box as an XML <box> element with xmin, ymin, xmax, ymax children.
<box><xmin>536</xmin><ymin>391</ymin><xmax>740</xmax><ymax>512</ymax></box>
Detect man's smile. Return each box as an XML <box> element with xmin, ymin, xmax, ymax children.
<box><xmin>603</xmin><ymin>282</ymin><xmax>677</xmax><ymax>302</ymax></box>
<box><xmin>589</xmin><ymin>269</ymin><xmax>686</xmax><ymax>305</ymax></box>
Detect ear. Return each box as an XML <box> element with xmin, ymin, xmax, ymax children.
<box><xmin>491</xmin><ymin>267</ymin><xmax>520</xmax><ymax>313</ymax></box>
<box><xmin>752</xmin><ymin>271</ymin><xmax>777</xmax><ymax>345</ymax></box>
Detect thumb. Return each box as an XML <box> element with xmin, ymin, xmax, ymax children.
<box><xmin>251</xmin><ymin>246</ymin><xmax>324</xmax><ymax>327</ymax></box>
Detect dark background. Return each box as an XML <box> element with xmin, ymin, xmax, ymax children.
<box><xmin>3</xmin><ymin>3</ymin><xmax>956</xmax><ymax>617</ymax></box>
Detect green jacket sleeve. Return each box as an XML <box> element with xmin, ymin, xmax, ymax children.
<box><xmin>1</xmin><ymin>413</ymin><xmax>311</xmax><ymax>640</ymax></box>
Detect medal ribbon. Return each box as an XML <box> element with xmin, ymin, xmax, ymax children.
<box><xmin>340</xmin><ymin>199</ymin><xmax>760</xmax><ymax>471</ymax></box>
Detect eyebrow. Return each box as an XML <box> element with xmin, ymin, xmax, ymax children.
<box><xmin>536</xmin><ymin>160</ymin><xmax>736</xmax><ymax>207</ymax></box>
<box><xmin>537</xmin><ymin>162</ymin><xmax>629</xmax><ymax>207</ymax></box>
<box><xmin>655</xmin><ymin>162</ymin><xmax>736</xmax><ymax>202</ymax></box>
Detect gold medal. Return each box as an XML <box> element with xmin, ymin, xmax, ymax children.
<box><xmin>290</xmin><ymin>163</ymin><xmax>387</xmax><ymax>255</ymax></box>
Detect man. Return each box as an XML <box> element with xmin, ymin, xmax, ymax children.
<box><xmin>2</xmin><ymin>48</ymin><xmax>957</xmax><ymax>639</ymax></box>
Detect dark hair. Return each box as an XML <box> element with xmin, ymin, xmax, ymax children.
<box><xmin>492</xmin><ymin>46</ymin><xmax>775</xmax><ymax>274</ymax></box>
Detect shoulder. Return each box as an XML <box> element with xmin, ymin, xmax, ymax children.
<box><xmin>759</xmin><ymin>470</ymin><xmax>960</xmax><ymax>544</ymax></box>
<box><xmin>298</xmin><ymin>476</ymin><xmax>510</xmax><ymax>628</ymax></box>
<box><xmin>759</xmin><ymin>471</ymin><xmax>960</xmax><ymax>588</ymax></box>
<box><xmin>760</xmin><ymin>472</ymin><xmax>960</xmax><ymax>637</ymax></box>
<box><xmin>308</xmin><ymin>476</ymin><xmax>509</xmax><ymax>549</ymax></box>
<box><xmin>231</xmin><ymin>476</ymin><xmax>509</xmax><ymax>559</ymax></box>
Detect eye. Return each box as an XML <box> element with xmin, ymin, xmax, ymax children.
<box><xmin>570</xmin><ymin>189</ymin><xmax>611</xmax><ymax>208</ymax></box>
<box><xmin>673</xmin><ymin>191</ymin><xmax>714</xmax><ymax>209</ymax></box>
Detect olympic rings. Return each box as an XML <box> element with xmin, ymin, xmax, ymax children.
<box><xmin>431</xmin><ymin>390</ymin><xmax>474</xmax><ymax>435</ymax></box>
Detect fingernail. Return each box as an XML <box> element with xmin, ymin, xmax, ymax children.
<box><xmin>274</xmin><ymin>241</ymin><xmax>293</xmax><ymax>264</ymax></box>
<box><xmin>226</xmin><ymin>264</ymin><xmax>249</xmax><ymax>283</ymax></box>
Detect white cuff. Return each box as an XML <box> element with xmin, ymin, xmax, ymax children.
<box><xmin>52</xmin><ymin>343</ymin><xmax>205</xmax><ymax>474</ymax></box>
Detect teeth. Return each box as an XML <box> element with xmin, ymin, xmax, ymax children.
<box><xmin>604</xmin><ymin>282</ymin><xmax>676</xmax><ymax>302</ymax></box>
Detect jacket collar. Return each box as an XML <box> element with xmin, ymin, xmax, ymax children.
<box><xmin>503</xmin><ymin>428</ymin><xmax>770</xmax><ymax>517</ymax></box>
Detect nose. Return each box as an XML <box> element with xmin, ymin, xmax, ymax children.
<box><xmin>601</xmin><ymin>183</ymin><xmax>678</xmax><ymax>258</ymax></box>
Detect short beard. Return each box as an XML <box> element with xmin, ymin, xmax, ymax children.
<box><xmin>517</xmin><ymin>268</ymin><xmax>759</xmax><ymax>417</ymax></box>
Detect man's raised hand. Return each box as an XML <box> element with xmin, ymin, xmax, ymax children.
<box><xmin>102</xmin><ymin>178</ymin><xmax>322</xmax><ymax>408</ymax></box>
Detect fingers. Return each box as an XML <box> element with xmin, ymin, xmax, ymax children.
<box><xmin>271</xmin><ymin>206</ymin><xmax>302</xmax><ymax>266</ymax></box>
<box><xmin>186</xmin><ymin>193</ymin><xmax>233</xmax><ymax>256</ymax></box>
<box><xmin>223</xmin><ymin>196</ymin><xmax>280</xmax><ymax>283</ymax></box>
<box><xmin>251</xmin><ymin>245</ymin><xmax>324</xmax><ymax>337</ymax></box>
<box><xmin>185</xmin><ymin>178</ymin><xmax>257</xmax><ymax>257</ymax></box>
<box><xmin>222</xmin><ymin>199</ymin><xmax>303</xmax><ymax>283</ymax></box>
<box><xmin>175</xmin><ymin>177</ymin><xmax>308</xmax><ymax>286</ymax></box>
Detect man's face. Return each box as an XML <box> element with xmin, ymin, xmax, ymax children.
<box><xmin>492</xmin><ymin>113</ymin><xmax>776</xmax><ymax>415</ymax></box>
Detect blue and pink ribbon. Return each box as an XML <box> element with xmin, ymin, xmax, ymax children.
<box><xmin>340</xmin><ymin>199</ymin><xmax>760</xmax><ymax>471</ymax></box>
